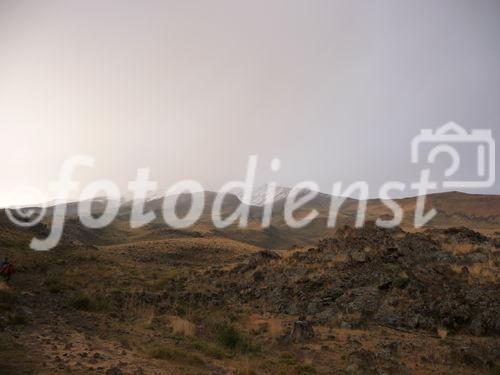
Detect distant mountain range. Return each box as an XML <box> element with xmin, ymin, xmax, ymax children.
<box><xmin>1</xmin><ymin>189</ymin><xmax>500</xmax><ymax>250</ymax></box>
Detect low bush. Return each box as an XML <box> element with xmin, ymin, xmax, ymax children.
<box><xmin>68</xmin><ymin>293</ymin><xmax>91</xmax><ymax>310</ymax></box>
<box><xmin>68</xmin><ymin>292</ymin><xmax>109</xmax><ymax>312</ymax></box>
<box><xmin>44</xmin><ymin>276</ymin><xmax>68</xmax><ymax>294</ymax></box>
<box><xmin>216</xmin><ymin>324</ymin><xmax>258</xmax><ymax>353</ymax></box>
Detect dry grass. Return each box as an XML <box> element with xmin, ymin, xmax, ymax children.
<box><xmin>443</xmin><ymin>243</ymin><xmax>475</xmax><ymax>254</ymax></box>
<box><xmin>122</xmin><ymin>293</ymin><xmax>158</xmax><ymax>325</ymax></box>
<box><xmin>437</xmin><ymin>327</ymin><xmax>448</xmax><ymax>339</ymax></box>
<box><xmin>2</xmin><ymin>208</ymin><xmax>500</xmax><ymax>375</ymax></box>
<box><xmin>246</xmin><ymin>314</ymin><xmax>286</xmax><ymax>338</ymax></box>
<box><xmin>169</xmin><ymin>315</ymin><xmax>196</xmax><ymax>337</ymax></box>
<box><xmin>469</xmin><ymin>263</ymin><xmax>498</xmax><ymax>282</ymax></box>
<box><xmin>451</xmin><ymin>262</ymin><xmax>498</xmax><ymax>283</ymax></box>
<box><xmin>147</xmin><ymin>343</ymin><xmax>205</xmax><ymax>367</ymax></box>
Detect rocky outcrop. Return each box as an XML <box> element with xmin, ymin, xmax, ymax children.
<box><xmin>196</xmin><ymin>225</ymin><xmax>500</xmax><ymax>337</ymax></box>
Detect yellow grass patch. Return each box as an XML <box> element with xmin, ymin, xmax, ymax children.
<box><xmin>169</xmin><ymin>315</ymin><xmax>196</xmax><ymax>337</ymax></box>
<box><xmin>246</xmin><ymin>314</ymin><xmax>285</xmax><ymax>337</ymax></box>
<box><xmin>437</xmin><ymin>327</ymin><xmax>448</xmax><ymax>339</ymax></box>
<box><xmin>443</xmin><ymin>243</ymin><xmax>475</xmax><ymax>254</ymax></box>
<box><xmin>469</xmin><ymin>263</ymin><xmax>497</xmax><ymax>282</ymax></box>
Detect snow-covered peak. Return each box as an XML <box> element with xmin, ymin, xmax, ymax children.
<box><xmin>236</xmin><ymin>185</ymin><xmax>291</xmax><ymax>206</ymax></box>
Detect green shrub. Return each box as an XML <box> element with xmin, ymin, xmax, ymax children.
<box><xmin>217</xmin><ymin>325</ymin><xmax>241</xmax><ymax>350</ymax></box>
<box><xmin>44</xmin><ymin>277</ymin><xmax>68</xmax><ymax>294</ymax></box>
<box><xmin>68</xmin><ymin>292</ymin><xmax>109</xmax><ymax>312</ymax></box>
<box><xmin>216</xmin><ymin>324</ymin><xmax>258</xmax><ymax>353</ymax></box>
<box><xmin>69</xmin><ymin>293</ymin><xmax>91</xmax><ymax>310</ymax></box>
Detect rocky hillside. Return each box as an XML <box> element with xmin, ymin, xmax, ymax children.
<box><xmin>1</xmin><ymin>223</ymin><xmax>499</xmax><ymax>374</ymax></box>
<box><xmin>204</xmin><ymin>224</ymin><xmax>500</xmax><ymax>336</ymax></box>
<box><xmin>2</xmin><ymin>191</ymin><xmax>500</xmax><ymax>252</ymax></box>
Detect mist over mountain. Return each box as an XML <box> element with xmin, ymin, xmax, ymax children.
<box><xmin>1</xmin><ymin>0</ymin><xmax>499</xmax><ymax>373</ymax></box>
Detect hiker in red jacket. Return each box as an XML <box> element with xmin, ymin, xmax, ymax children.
<box><xmin>0</xmin><ymin>258</ymin><xmax>15</xmax><ymax>283</ymax></box>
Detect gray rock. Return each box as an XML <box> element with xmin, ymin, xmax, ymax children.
<box><xmin>288</xmin><ymin>318</ymin><xmax>314</xmax><ymax>342</ymax></box>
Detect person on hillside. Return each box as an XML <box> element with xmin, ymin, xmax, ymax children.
<box><xmin>0</xmin><ymin>258</ymin><xmax>15</xmax><ymax>283</ymax></box>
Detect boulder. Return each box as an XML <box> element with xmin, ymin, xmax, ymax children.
<box><xmin>288</xmin><ymin>318</ymin><xmax>314</xmax><ymax>342</ymax></box>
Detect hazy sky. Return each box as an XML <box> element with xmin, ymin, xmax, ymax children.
<box><xmin>1</xmin><ymin>0</ymin><xmax>499</xmax><ymax>206</ymax></box>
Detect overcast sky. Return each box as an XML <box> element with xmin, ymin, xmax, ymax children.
<box><xmin>0</xmin><ymin>0</ymin><xmax>499</xmax><ymax>206</ymax></box>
